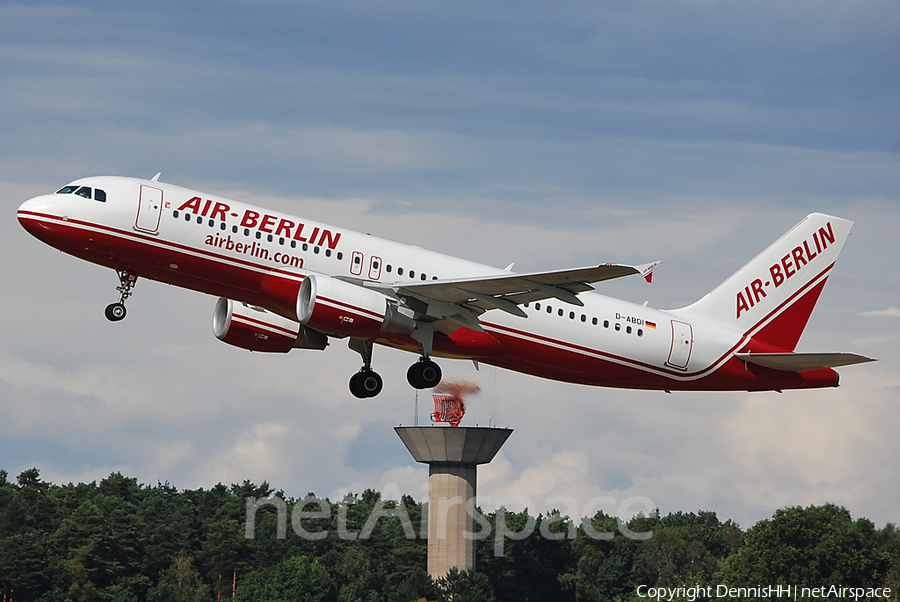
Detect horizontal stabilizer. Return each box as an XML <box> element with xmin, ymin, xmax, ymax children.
<box><xmin>736</xmin><ymin>352</ymin><xmax>876</xmax><ymax>372</ymax></box>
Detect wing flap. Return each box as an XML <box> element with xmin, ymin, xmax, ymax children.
<box><xmin>736</xmin><ymin>352</ymin><xmax>876</xmax><ymax>372</ymax></box>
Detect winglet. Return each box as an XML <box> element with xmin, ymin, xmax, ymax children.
<box><xmin>637</xmin><ymin>261</ymin><xmax>662</xmax><ymax>283</ymax></box>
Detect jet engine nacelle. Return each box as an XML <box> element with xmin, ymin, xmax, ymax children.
<box><xmin>213</xmin><ymin>297</ymin><xmax>328</xmax><ymax>352</ymax></box>
<box><xmin>296</xmin><ymin>274</ymin><xmax>416</xmax><ymax>338</ymax></box>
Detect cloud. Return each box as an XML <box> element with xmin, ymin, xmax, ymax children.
<box><xmin>863</xmin><ymin>307</ymin><xmax>900</xmax><ymax>318</ymax></box>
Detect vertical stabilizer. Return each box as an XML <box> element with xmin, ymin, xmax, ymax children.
<box><xmin>675</xmin><ymin>213</ymin><xmax>852</xmax><ymax>351</ymax></box>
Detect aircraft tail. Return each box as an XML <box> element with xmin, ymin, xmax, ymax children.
<box><xmin>675</xmin><ymin>213</ymin><xmax>852</xmax><ymax>351</ymax></box>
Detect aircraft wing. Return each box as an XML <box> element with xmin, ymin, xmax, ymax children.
<box><xmin>735</xmin><ymin>352</ymin><xmax>876</xmax><ymax>372</ymax></box>
<box><xmin>359</xmin><ymin>262</ymin><xmax>659</xmax><ymax>331</ymax></box>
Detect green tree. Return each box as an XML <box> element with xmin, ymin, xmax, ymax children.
<box><xmin>237</xmin><ymin>555</ymin><xmax>334</xmax><ymax>602</ymax></box>
<box><xmin>55</xmin><ymin>494</ymin><xmax>150</xmax><ymax>601</ymax></box>
<box><xmin>718</xmin><ymin>503</ymin><xmax>891</xmax><ymax>599</ymax></box>
<box><xmin>137</xmin><ymin>483</ymin><xmax>198</xmax><ymax>580</ymax></box>
<box><xmin>0</xmin><ymin>529</ymin><xmax>64</xmax><ymax>600</ymax></box>
<box><xmin>633</xmin><ymin>526</ymin><xmax>719</xmax><ymax>587</ymax></box>
<box><xmin>383</xmin><ymin>567</ymin><xmax>437</xmax><ymax>602</ymax></box>
<box><xmin>147</xmin><ymin>551</ymin><xmax>210</xmax><ymax>602</ymax></box>
<box><xmin>435</xmin><ymin>567</ymin><xmax>494</xmax><ymax>602</ymax></box>
<box><xmin>338</xmin><ymin>546</ymin><xmax>381</xmax><ymax>602</ymax></box>
<box><xmin>557</xmin><ymin>511</ymin><xmax>645</xmax><ymax>602</ymax></box>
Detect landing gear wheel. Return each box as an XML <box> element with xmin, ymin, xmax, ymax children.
<box><xmin>105</xmin><ymin>303</ymin><xmax>127</xmax><ymax>322</ymax></box>
<box><xmin>350</xmin><ymin>370</ymin><xmax>383</xmax><ymax>399</ymax></box>
<box><xmin>407</xmin><ymin>359</ymin><xmax>442</xmax><ymax>389</ymax></box>
<box><xmin>105</xmin><ymin>270</ymin><xmax>138</xmax><ymax>322</ymax></box>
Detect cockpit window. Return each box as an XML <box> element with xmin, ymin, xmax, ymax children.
<box><xmin>56</xmin><ymin>184</ymin><xmax>105</xmax><ymax>201</ymax></box>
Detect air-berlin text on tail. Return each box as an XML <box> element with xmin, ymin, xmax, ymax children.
<box><xmin>176</xmin><ymin>197</ymin><xmax>342</xmax><ymax>250</ymax></box>
<box><xmin>736</xmin><ymin>221</ymin><xmax>835</xmax><ymax>319</ymax></box>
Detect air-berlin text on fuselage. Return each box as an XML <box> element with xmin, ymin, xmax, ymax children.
<box><xmin>735</xmin><ymin>221</ymin><xmax>835</xmax><ymax>319</ymax></box>
<box><xmin>176</xmin><ymin>197</ymin><xmax>342</xmax><ymax>250</ymax></box>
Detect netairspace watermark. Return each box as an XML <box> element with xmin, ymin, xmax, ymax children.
<box><xmin>636</xmin><ymin>584</ymin><xmax>893</xmax><ymax>601</ymax></box>
<box><xmin>244</xmin><ymin>485</ymin><xmax>656</xmax><ymax>557</ymax></box>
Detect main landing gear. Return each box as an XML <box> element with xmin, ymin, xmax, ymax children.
<box><xmin>349</xmin><ymin>369</ymin><xmax>383</xmax><ymax>399</ymax></box>
<box><xmin>104</xmin><ymin>270</ymin><xmax>137</xmax><ymax>322</ymax></box>
<box><xmin>348</xmin><ymin>339</ymin><xmax>383</xmax><ymax>399</ymax></box>
<box><xmin>348</xmin><ymin>339</ymin><xmax>443</xmax><ymax>398</ymax></box>
<box><xmin>407</xmin><ymin>358</ymin><xmax>442</xmax><ymax>389</ymax></box>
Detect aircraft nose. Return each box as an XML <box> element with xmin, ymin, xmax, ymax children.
<box><xmin>17</xmin><ymin>194</ymin><xmax>55</xmax><ymax>238</ymax></box>
<box><xmin>18</xmin><ymin>195</ymin><xmax>49</xmax><ymax>215</ymax></box>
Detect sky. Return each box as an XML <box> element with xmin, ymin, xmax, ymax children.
<box><xmin>1</xmin><ymin>0</ymin><xmax>899</xmax><ymax>531</ymax></box>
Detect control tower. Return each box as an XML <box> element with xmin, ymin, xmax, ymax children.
<box><xmin>395</xmin><ymin>426</ymin><xmax>512</xmax><ymax>579</ymax></box>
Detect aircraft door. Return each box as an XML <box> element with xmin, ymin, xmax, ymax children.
<box><xmin>368</xmin><ymin>256</ymin><xmax>382</xmax><ymax>280</ymax></box>
<box><xmin>135</xmin><ymin>185</ymin><xmax>163</xmax><ymax>233</ymax></box>
<box><xmin>350</xmin><ymin>251</ymin><xmax>364</xmax><ymax>276</ymax></box>
<box><xmin>666</xmin><ymin>320</ymin><xmax>693</xmax><ymax>370</ymax></box>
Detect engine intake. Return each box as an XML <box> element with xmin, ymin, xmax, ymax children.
<box><xmin>213</xmin><ymin>297</ymin><xmax>328</xmax><ymax>352</ymax></box>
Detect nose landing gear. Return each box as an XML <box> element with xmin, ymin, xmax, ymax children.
<box><xmin>105</xmin><ymin>270</ymin><xmax>137</xmax><ymax>322</ymax></box>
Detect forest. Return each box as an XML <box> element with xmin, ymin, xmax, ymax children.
<box><xmin>1</xmin><ymin>468</ymin><xmax>898</xmax><ymax>601</ymax></box>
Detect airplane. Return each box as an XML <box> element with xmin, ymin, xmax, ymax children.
<box><xmin>17</xmin><ymin>174</ymin><xmax>874</xmax><ymax>398</ymax></box>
